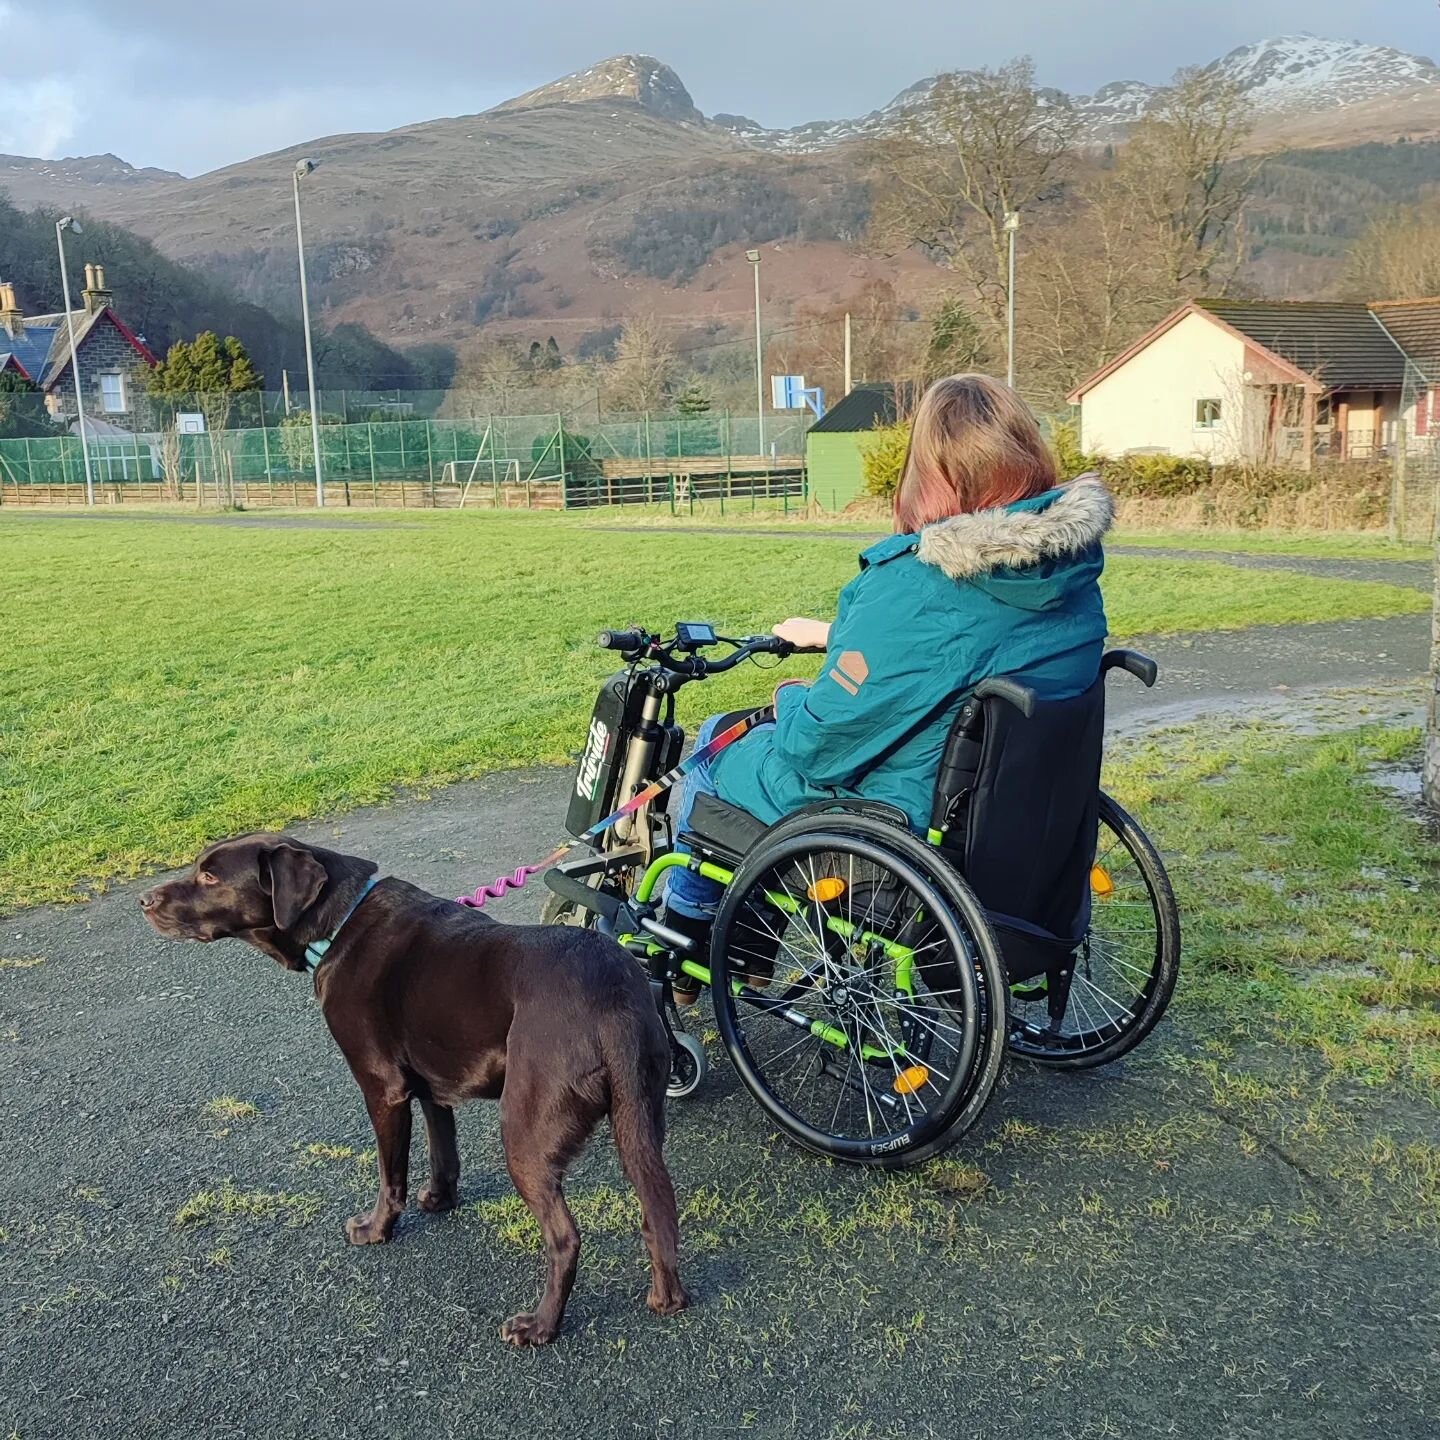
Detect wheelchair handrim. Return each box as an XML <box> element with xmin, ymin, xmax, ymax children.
<box><xmin>711</xmin><ymin>830</ymin><xmax>987</xmax><ymax>1162</ymax></box>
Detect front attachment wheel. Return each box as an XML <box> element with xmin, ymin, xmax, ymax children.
<box><xmin>710</xmin><ymin>815</ymin><xmax>1007</xmax><ymax>1168</ymax></box>
<box><xmin>1006</xmin><ymin>792</ymin><xmax>1180</xmax><ymax>1068</ymax></box>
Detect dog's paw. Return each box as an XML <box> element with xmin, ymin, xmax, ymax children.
<box><xmin>646</xmin><ymin>1283</ymin><xmax>690</xmax><ymax>1318</ymax></box>
<box><xmin>418</xmin><ymin>1185</ymin><xmax>458</xmax><ymax>1214</ymax></box>
<box><xmin>499</xmin><ymin>1312</ymin><xmax>557</xmax><ymax>1347</ymax></box>
<box><xmin>345</xmin><ymin>1213</ymin><xmax>393</xmax><ymax>1245</ymax></box>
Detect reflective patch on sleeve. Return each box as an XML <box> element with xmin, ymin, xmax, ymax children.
<box><xmin>829</xmin><ymin>650</ymin><xmax>869</xmax><ymax>695</ymax></box>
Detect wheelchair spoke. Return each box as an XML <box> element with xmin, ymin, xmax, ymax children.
<box><xmin>712</xmin><ymin>826</ymin><xmax>994</xmax><ymax>1158</ymax></box>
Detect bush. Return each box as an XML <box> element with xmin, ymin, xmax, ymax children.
<box><xmin>860</xmin><ymin>421</ymin><xmax>912</xmax><ymax>501</ymax></box>
<box><xmin>1048</xmin><ymin>418</ymin><xmax>1102</xmax><ymax>480</ymax></box>
<box><xmin>1100</xmin><ymin>453</ymin><xmax>1213</xmax><ymax>499</ymax></box>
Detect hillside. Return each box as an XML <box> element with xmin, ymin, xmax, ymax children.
<box><xmin>4</xmin><ymin>34</ymin><xmax>1438</xmax><ymax>354</ymax></box>
<box><xmin>0</xmin><ymin>194</ymin><xmax>451</xmax><ymax>390</ymax></box>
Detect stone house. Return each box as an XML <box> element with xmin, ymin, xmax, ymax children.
<box><xmin>0</xmin><ymin>266</ymin><xmax>158</xmax><ymax>433</ymax></box>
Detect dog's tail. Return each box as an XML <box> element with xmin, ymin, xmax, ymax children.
<box><xmin>603</xmin><ymin>1015</ymin><xmax>685</xmax><ymax>1310</ymax></box>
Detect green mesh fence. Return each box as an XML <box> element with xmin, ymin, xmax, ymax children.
<box><xmin>0</xmin><ymin>412</ymin><xmax>809</xmax><ymax>507</ymax></box>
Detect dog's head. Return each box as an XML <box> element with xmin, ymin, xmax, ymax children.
<box><xmin>141</xmin><ymin>834</ymin><xmax>377</xmax><ymax>971</ymax></box>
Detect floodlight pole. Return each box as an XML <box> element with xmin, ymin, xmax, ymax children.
<box><xmin>1004</xmin><ymin>210</ymin><xmax>1020</xmax><ymax>390</ymax></box>
<box><xmin>293</xmin><ymin>158</ymin><xmax>325</xmax><ymax>507</ymax></box>
<box><xmin>55</xmin><ymin>217</ymin><xmax>95</xmax><ymax>506</ymax></box>
<box><xmin>747</xmin><ymin>249</ymin><xmax>765</xmax><ymax>461</ymax></box>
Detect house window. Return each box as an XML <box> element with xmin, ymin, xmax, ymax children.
<box><xmin>1194</xmin><ymin>398</ymin><xmax>1223</xmax><ymax>430</ymax></box>
<box><xmin>98</xmin><ymin>372</ymin><xmax>127</xmax><ymax>414</ymax></box>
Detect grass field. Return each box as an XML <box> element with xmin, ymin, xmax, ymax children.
<box><xmin>1</xmin><ymin>511</ymin><xmax>1430</xmax><ymax>910</ymax></box>
<box><xmin>575</xmin><ymin>503</ymin><xmax>1429</xmax><ymax>559</ymax></box>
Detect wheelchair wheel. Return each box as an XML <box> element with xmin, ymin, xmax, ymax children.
<box><xmin>710</xmin><ymin>814</ymin><xmax>1008</xmax><ymax>1168</ymax></box>
<box><xmin>1007</xmin><ymin>792</ymin><xmax>1180</xmax><ymax>1069</ymax></box>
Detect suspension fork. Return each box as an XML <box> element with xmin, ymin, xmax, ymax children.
<box><xmin>613</xmin><ymin>685</ymin><xmax>664</xmax><ymax>844</ymax></box>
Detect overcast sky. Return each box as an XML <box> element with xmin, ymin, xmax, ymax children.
<box><xmin>0</xmin><ymin>0</ymin><xmax>1432</xmax><ymax>175</ymax></box>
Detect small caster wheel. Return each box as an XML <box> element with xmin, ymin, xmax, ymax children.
<box><xmin>666</xmin><ymin>1031</ymin><xmax>706</xmax><ymax>1099</ymax></box>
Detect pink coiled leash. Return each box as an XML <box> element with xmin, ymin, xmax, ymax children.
<box><xmin>456</xmin><ymin>845</ymin><xmax>572</xmax><ymax>909</ymax></box>
<box><xmin>454</xmin><ymin>707</ymin><xmax>769</xmax><ymax>909</ymax></box>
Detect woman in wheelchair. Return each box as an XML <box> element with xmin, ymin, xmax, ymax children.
<box><xmin>662</xmin><ymin>373</ymin><xmax>1113</xmax><ymax>995</ymax></box>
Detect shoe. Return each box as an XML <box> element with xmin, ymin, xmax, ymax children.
<box><xmin>659</xmin><ymin>908</ymin><xmax>713</xmax><ymax>1006</ymax></box>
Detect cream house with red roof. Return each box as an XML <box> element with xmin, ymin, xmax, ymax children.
<box><xmin>1068</xmin><ymin>298</ymin><xmax>1440</xmax><ymax>467</ymax></box>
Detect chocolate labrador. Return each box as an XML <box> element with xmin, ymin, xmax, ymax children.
<box><xmin>141</xmin><ymin>833</ymin><xmax>687</xmax><ymax>1346</ymax></box>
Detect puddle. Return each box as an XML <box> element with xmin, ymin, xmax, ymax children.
<box><xmin>1106</xmin><ymin>683</ymin><xmax>1423</xmax><ymax>745</ymax></box>
<box><xmin>1371</xmin><ymin>765</ymin><xmax>1421</xmax><ymax>799</ymax></box>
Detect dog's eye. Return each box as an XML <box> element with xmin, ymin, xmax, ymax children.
<box><xmin>197</xmin><ymin>871</ymin><xmax>219</xmax><ymax>886</ymax></box>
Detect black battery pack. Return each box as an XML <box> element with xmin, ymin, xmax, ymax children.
<box><xmin>566</xmin><ymin>670</ymin><xmax>645</xmax><ymax>838</ymax></box>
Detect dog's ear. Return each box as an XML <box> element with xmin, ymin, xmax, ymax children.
<box><xmin>258</xmin><ymin>842</ymin><xmax>328</xmax><ymax>932</ymax></box>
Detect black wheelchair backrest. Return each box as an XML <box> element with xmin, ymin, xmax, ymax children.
<box><xmin>930</xmin><ymin>649</ymin><xmax>1155</xmax><ymax>981</ymax></box>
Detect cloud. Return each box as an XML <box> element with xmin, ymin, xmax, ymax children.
<box><xmin>0</xmin><ymin>76</ymin><xmax>82</xmax><ymax>157</ymax></box>
<box><xmin>0</xmin><ymin>5</ymin><xmax>83</xmax><ymax>155</ymax></box>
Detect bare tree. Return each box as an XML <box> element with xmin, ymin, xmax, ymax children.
<box><xmin>869</xmin><ymin>58</ymin><xmax>1079</xmax><ymax>332</ymax></box>
<box><xmin>1017</xmin><ymin>66</ymin><xmax>1259</xmax><ymax>404</ymax></box>
<box><xmin>602</xmin><ymin>316</ymin><xmax>675</xmax><ymax>413</ymax></box>
<box><xmin>1346</xmin><ymin>202</ymin><xmax>1440</xmax><ymax>300</ymax></box>
<box><xmin>1114</xmin><ymin>66</ymin><xmax>1257</xmax><ymax>293</ymax></box>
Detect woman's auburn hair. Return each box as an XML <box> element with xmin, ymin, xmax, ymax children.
<box><xmin>893</xmin><ymin>373</ymin><xmax>1059</xmax><ymax>534</ymax></box>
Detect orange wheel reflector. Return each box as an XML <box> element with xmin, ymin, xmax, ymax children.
<box><xmin>806</xmin><ymin>876</ymin><xmax>847</xmax><ymax>903</ymax></box>
<box><xmin>1090</xmin><ymin>865</ymin><xmax>1115</xmax><ymax>897</ymax></box>
<box><xmin>893</xmin><ymin>1065</ymin><xmax>930</xmax><ymax>1095</ymax></box>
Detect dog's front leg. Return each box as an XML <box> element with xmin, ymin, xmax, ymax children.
<box><xmin>346</xmin><ymin>1090</ymin><xmax>411</xmax><ymax>1245</ymax></box>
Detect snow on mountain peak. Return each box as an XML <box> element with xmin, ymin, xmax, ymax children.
<box><xmin>496</xmin><ymin>55</ymin><xmax>703</xmax><ymax>124</ymax></box>
<box><xmin>1204</xmin><ymin>34</ymin><xmax>1440</xmax><ymax>111</ymax></box>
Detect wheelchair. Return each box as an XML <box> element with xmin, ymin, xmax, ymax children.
<box><xmin>543</xmin><ymin>624</ymin><xmax>1180</xmax><ymax>1168</ymax></box>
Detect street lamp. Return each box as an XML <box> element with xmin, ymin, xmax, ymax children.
<box><xmin>1004</xmin><ymin>210</ymin><xmax>1020</xmax><ymax>390</ymax></box>
<box><xmin>55</xmin><ymin>216</ymin><xmax>95</xmax><ymax>506</ymax></box>
<box><xmin>292</xmin><ymin>157</ymin><xmax>325</xmax><ymax>507</ymax></box>
<box><xmin>746</xmin><ymin>249</ymin><xmax>765</xmax><ymax>461</ymax></box>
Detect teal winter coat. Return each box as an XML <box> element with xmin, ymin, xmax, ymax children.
<box><xmin>709</xmin><ymin>475</ymin><xmax>1114</xmax><ymax>830</ymax></box>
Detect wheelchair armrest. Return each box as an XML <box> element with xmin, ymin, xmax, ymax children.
<box><xmin>974</xmin><ymin>677</ymin><xmax>1037</xmax><ymax>719</ymax></box>
<box><xmin>1101</xmin><ymin>649</ymin><xmax>1159</xmax><ymax>688</ymax></box>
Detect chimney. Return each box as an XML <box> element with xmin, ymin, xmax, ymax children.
<box><xmin>0</xmin><ymin>282</ymin><xmax>22</xmax><ymax>339</ymax></box>
<box><xmin>82</xmin><ymin>263</ymin><xmax>112</xmax><ymax>316</ymax></box>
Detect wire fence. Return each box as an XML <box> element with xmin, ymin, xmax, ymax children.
<box><xmin>1394</xmin><ymin>360</ymin><xmax>1440</xmax><ymax>542</ymax></box>
<box><xmin>0</xmin><ymin>411</ymin><xmax>810</xmax><ymax>510</ymax></box>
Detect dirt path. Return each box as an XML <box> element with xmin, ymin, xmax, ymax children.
<box><xmin>1</xmin><ymin>623</ymin><xmax>1435</xmax><ymax>1439</ymax></box>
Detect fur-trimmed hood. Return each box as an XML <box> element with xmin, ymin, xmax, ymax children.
<box><xmin>916</xmin><ymin>473</ymin><xmax>1114</xmax><ymax>582</ymax></box>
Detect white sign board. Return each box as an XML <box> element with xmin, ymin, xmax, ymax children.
<box><xmin>770</xmin><ymin>375</ymin><xmax>807</xmax><ymax>410</ymax></box>
<box><xmin>176</xmin><ymin>412</ymin><xmax>206</xmax><ymax>434</ymax></box>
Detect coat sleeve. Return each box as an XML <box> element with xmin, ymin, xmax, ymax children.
<box><xmin>770</xmin><ymin>565</ymin><xmax>977</xmax><ymax>788</ymax></box>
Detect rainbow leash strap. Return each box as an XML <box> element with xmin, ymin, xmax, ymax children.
<box><xmin>456</xmin><ymin>707</ymin><xmax>769</xmax><ymax>908</ymax></box>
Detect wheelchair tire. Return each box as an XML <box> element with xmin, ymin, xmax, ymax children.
<box><xmin>709</xmin><ymin>815</ymin><xmax>1008</xmax><ymax>1169</ymax></box>
<box><xmin>1006</xmin><ymin>792</ymin><xmax>1180</xmax><ymax>1069</ymax></box>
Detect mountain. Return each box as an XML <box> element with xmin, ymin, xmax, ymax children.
<box><xmin>719</xmin><ymin>34</ymin><xmax>1440</xmax><ymax>150</ymax></box>
<box><xmin>499</xmin><ymin>55</ymin><xmax>705</xmax><ymax>125</ymax></box>
<box><xmin>0</xmin><ymin>152</ymin><xmax>185</xmax><ymax>211</ymax></box>
<box><xmin>3</xmin><ymin>35</ymin><xmax>1438</xmax><ymax>353</ymax></box>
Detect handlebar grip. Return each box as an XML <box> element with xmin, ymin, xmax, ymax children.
<box><xmin>974</xmin><ymin>677</ymin><xmax>1038</xmax><ymax>719</ymax></box>
<box><xmin>1101</xmin><ymin>648</ymin><xmax>1159</xmax><ymax>688</ymax></box>
<box><xmin>596</xmin><ymin>629</ymin><xmax>646</xmax><ymax>652</ymax></box>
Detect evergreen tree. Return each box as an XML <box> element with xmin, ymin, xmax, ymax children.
<box><xmin>147</xmin><ymin>331</ymin><xmax>264</xmax><ymax>398</ymax></box>
<box><xmin>675</xmin><ymin>380</ymin><xmax>712</xmax><ymax>416</ymax></box>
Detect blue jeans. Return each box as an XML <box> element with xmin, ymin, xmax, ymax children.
<box><xmin>664</xmin><ymin>713</ymin><xmax>770</xmax><ymax>921</ymax></box>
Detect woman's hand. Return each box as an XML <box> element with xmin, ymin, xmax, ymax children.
<box><xmin>772</xmin><ymin>617</ymin><xmax>830</xmax><ymax>652</ymax></box>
